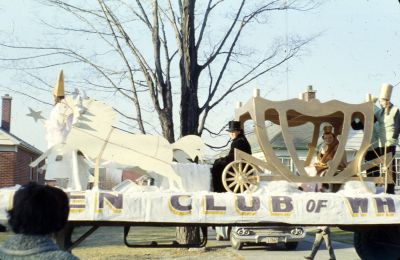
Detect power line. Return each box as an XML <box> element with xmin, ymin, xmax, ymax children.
<box><xmin>284</xmin><ymin>0</ymin><xmax>289</xmax><ymax>99</ymax></box>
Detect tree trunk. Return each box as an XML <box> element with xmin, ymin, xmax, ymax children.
<box><xmin>180</xmin><ymin>0</ymin><xmax>200</xmax><ymax>137</ymax></box>
<box><xmin>176</xmin><ymin>226</ymin><xmax>201</xmax><ymax>245</ymax></box>
<box><xmin>176</xmin><ymin>0</ymin><xmax>201</xmax><ymax>245</ymax></box>
<box><xmin>159</xmin><ymin>110</ymin><xmax>175</xmax><ymax>143</ymax></box>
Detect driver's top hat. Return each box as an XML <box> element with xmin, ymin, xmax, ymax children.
<box><xmin>226</xmin><ymin>121</ymin><xmax>242</xmax><ymax>132</ymax></box>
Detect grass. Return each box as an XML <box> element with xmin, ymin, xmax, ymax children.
<box><xmin>307</xmin><ymin>227</ymin><xmax>354</xmax><ymax>245</ymax></box>
<box><xmin>330</xmin><ymin>227</ymin><xmax>354</xmax><ymax>244</ymax></box>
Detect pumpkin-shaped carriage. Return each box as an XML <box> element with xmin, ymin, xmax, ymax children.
<box><xmin>221</xmin><ymin>89</ymin><xmax>394</xmax><ymax>193</ymax></box>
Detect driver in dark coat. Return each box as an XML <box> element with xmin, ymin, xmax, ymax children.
<box><xmin>211</xmin><ymin>120</ymin><xmax>252</xmax><ymax>192</ymax></box>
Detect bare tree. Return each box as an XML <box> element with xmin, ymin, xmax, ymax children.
<box><xmin>1</xmin><ymin>0</ymin><xmax>317</xmax><ymax>141</ymax></box>
<box><xmin>0</xmin><ymin>0</ymin><xmax>318</xmax><ymax>243</ymax></box>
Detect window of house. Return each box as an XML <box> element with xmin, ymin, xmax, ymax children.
<box><xmin>395</xmin><ymin>158</ymin><xmax>400</xmax><ymax>187</ymax></box>
<box><xmin>279</xmin><ymin>157</ymin><xmax>294</xmax><ymax>173</ymax></box>
<box><xmin>30</xmin><ymin>157</ymin><xmax>35</xmax><ymax>181</ymax></box>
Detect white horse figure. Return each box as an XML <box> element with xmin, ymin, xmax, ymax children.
<box><xmin>31</xmin><ymin>93</ymin><xmax>203</xmax><ymax>190</ymax></box>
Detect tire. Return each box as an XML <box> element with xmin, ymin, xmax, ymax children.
<box><xmin>284</xmin><ymin>241</ymin><xmax>298</xmax><ymax>250</ymax></box>
<box><xmin>216</xmin><ymin>234</ymin><xmax>223</xmax><ymax>241</ymax></box>
<box><xmin>230</xmin><ymin>235</ymin><xmax>243</xmax><ymax>250</ymax></box>
<box><xmin>354</xmin><ymin>226</ymin><xmax>400</xmax><ymax>260</ymax></box>
<box><xmin>0</xmin><ymin>224</ymin><xmax>6</xmax><ymax>232</ymax></box>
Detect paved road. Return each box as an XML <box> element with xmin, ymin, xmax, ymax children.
<box><xmin>209</xmin><ymin>229</ymin><xmax>360</xmax><ymax>260</ymax></box>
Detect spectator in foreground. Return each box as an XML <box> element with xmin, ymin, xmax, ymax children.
<box><xmin>0</xmin><ymin>182</ymin><xmax>78</xmax><ymax>260</ymax></box>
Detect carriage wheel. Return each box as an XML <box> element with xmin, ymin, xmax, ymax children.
<box><xmin>222</xmin><ymin>160</ymin><xmax>260</xmax><ymax>193</ymax></box>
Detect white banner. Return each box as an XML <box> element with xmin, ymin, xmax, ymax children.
<box><xmin>1</xmin><ymin>187</ymin><xmax>400</xmax><ymax>225</ymax></box>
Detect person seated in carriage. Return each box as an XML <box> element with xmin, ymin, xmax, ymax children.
<box><xmin>313</xmin><ymin>125</ymin><xmax>347</xmax><ymax>176</ymax></box>
<box><xmin>302</xmin><ymin>125</ymin><xmax>347</xmax><ymax>192</ymax></box>
<box><xmin>211</xmin><ymin>120</ymin><xmax>252</xmax><ymax>192</ymax></box>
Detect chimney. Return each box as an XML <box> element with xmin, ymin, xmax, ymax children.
<box><xmin>301</xmin><ymin>85</ymin><xmax>316</xmax><ymax>101</ymax></box>
<box><xmin>1</xmin><ymin>94</ymin><xmax>12</xmax><ymax>132</ymax></box>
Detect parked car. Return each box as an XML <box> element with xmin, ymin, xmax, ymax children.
<box><xmin>230</xmin><ymin>226</ymin><xmax>306</xmax><ymax>250</ymax></box>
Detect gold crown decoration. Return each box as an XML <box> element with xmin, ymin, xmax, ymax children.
<box><xmin>52</xmin><ymin>69</ymin><xmax>65</xmax><ymax>97</ymax></box>
<box><xmin>379</xmin><ymin>83</ymin><xmax>393</xmax><ymax>100</ymax></box>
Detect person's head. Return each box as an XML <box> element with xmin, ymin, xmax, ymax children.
<box><xmin>379</xmin><ymin>83</ymin><xmax>393</xmax><ymax>108</ymax></box>
<box><xmin>8</xmin><ymin>182</ymin><xmax>70</xmax><ymax>235</ymax></box>
<box><xmin>227</xmin><ymin>120</ymin><xmax>243</xmax><ymax>139</ymax></box>
<box><xmin>379</xmin><ymin>98</ymin><xmax>390</xmax><ymax>109</ymax></box>
<box><xmin>228</xmin><ymin>130</ymin><xmax>240</xmax><ymax>139</ymax></box>
<box><xmin>322</xmin><ymin>132</ymin><xmax>336</xmax><ymax>145</ymax></box>
<box><xmin>322</xmin><ymin>124</ymin><xmax>336</xmax><ymax>145</ymax></box>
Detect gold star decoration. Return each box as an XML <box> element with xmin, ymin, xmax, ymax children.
<box><xmin>26</xmin><ymin>107</ymin><xmax>45</xmax><ymax>122</ymax></box>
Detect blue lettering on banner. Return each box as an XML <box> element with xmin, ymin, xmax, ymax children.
<box><xmin>235</xmin><ymin>195</ymin><xmax>260</xmax><ymax>215</ymax></box>
<box><xmin>96</xmin><ymin>192</ymin><xmax>123</xmax><ymax>213</ymax></box>
<box><xmin>169</xmin><ymin>195</ymin><xmax>192</xmax><ymax>215</ymax></box>
<box><xmin>374</xmin><ymin>197</ymin><xmax>395</xmax><ymax>216</ymax></box>
<box><xmin>270</xmin><ymin>196</ymin><xmax>293</xmax><ymax>216</ymax></box>
<box><xmin>345</xmin><ymin>197</ymin><xmax>369</xmax><ymax>217</ymax></box>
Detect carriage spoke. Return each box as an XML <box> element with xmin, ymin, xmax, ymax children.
<box><xmin>233</xmin><ymin>184</ymin><xmax>240</xmax><ymax>193</ymax></box>
<box><xmin>229</xmin><ymin>181</ymin><xmax>237</xmax><ymax>188</ymax></box>
<box><xmin>245</xmin><ymin>168</ymin><xmax>256</xmax><ymax>176</ymax></box>
<box><xmin>227</xmin><ymin>171</ymin><xmax>236</xmax><ymax>177</ymax></box>
<box><xmin>243</xmin><ymin>183</ymin><xmax>250</xmax><ymax>191</ymax></box>
<box><xmin>226</xmin><ymin>177</ymin><xmax>235</xmax><ymax>181</ymax></box>
<box><xmin>239</xmin><ymin>162</ymin><xmax>243</xmax><ymax>172</ymax></box>
<box><xmin>240</xmin><ymin>184</ymin><xmax>244</xmax><ymax>193</ymax></box>
<box><xmin>232</xmin><ymin>165</ymin><xmax>239</xmax><ymax>175</ymax></box>
<box><xmin>243</xmin><ymin>163</ymin><xmax>250</xmax><ymax>173</ymax></box>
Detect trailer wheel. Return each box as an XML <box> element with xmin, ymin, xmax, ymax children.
<box><xmin>230</xmin><ymin>235</ymin><xmax>244</xmax><ymax>250</ymax></box>
<box><xmin>354</xmin><ymin>226</ymin><xmax>400</xmax><ymax>260</ymax></box>
<box><xmin>222</xmin><ymin>160</ymin><xmax>260</xmax><ymax>193</ymax></box>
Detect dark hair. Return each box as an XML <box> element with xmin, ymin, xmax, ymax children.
<box><xmin>8</xmin><ymin>182</ymin><xmax>70</xmax><ymax>235</ymax></box>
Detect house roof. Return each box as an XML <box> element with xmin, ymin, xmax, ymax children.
<box><xmin>246</xmin><ymin>122</ymin><xmax>365</xmax><ymax>154</ymax></box>
<box><xmin>0</xmin><ymin>128</ymin><xmax>42</xmax><ymax>155</ymax></box>
<box><xmin>246</xmin><ymin>122</ymin><xmax>313</xmax><ymax>153</ymax></box>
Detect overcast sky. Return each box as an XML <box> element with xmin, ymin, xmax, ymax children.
<box><xmin>0</xmin><ymin>0</ymin><xmax>399</xmax><ymax>155</ymax></box>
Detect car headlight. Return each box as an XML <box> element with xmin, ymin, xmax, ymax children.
<box><xmin>237</xmin><ymin>228</ymin><xmax>251</xmax><ymax>236</ymax></box>
<box><xmin>290</xmin><ymin>227</ymin><xmax>304</xmax><ymax>236</ymax></box>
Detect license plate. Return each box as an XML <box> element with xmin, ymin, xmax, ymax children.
<box><xmin>265</xmin><ymin>237</ymin><xmax>279</xmax><ymax>243</ymax></box>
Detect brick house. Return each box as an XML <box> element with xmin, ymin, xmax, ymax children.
<box><xmin>0</xmin><ymin>95</ymin><xmax>43</xmax><ymax>188</ymax></box>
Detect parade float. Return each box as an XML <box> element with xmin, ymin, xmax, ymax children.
<box><xmin>0</xmin><ymin>71</ymin><xmax>399</xmax><ymax>258</ymax></box>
